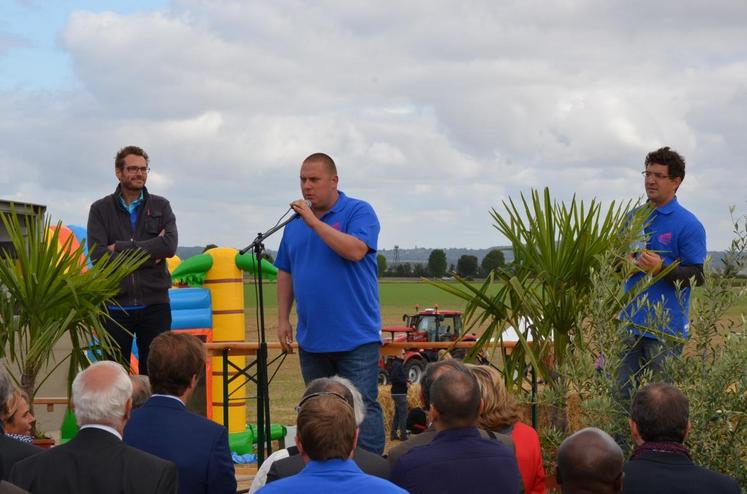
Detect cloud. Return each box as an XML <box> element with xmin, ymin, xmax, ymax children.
<box><xmin>0</xmin><ymin>0</ymin><xmax>745</xmax><ymax>252</ymax></box>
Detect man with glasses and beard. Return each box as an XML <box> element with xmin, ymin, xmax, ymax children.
<box><xmin>87</xmin><ymin>146</ymin><xmax>178</xmax><ymax>375</ymax></box>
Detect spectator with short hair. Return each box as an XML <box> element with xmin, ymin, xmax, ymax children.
<box><xmin>556</xmin><ymin>427</ymin><xmax>623</xmax><ymax>494</ymax></box>
<box><xmin>391</xmin><ymin>369</ymin><xmax>521</xmax><ymax>494</ymax></box>
<box><xmin>250</xmin><ymin>376</ymin><xmax>389</xmax><ymax>493</ymax></box>
<box><xmin>387</xmin><ymin>359</ymin><xmax>513</xmax><ymax>466</ymax></box>
<box><xmin>9</xmin><ymin>361</ymin><xmax>176</xmax><ymax>494</ymax></box>
<box><xmin>623</xmin><ymin>382</ymin><xmax>739</xmax><ymax>494</ymax></box>
<box><xmin>0</xmin><ymin>368</ymin><xmax>40</xmax><ymax>481</ymax></box>
<box><xmin>470</xmin><ymin>364</ymin><xmax>546</xmax><ymax>494</ymax></box>
<box><xmin>258</xmin><ymin>393</ymin><xmax>405</xmax><ymax>493</ymax></box>
<box><xmin>124</xmin><ymin>332</ymin><xmax>236</xmax><ymax>494</ymax></box>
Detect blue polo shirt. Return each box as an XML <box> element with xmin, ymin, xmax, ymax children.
<box><xmin>622</xmin><ymin>197</ymin><xmax>706</xmax><ymax>339</ymax></box>
<box><xmin>258</xmin><ymin>459</ymin><xmax>406</xmax><ymax>494</ymax></box>
<box><xmin>275</xmin><ymin>191</ymin><xmax>382</xmax><ymax>352</ymax></box>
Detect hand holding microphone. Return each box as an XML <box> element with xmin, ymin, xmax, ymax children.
<box><xmin>290</xmin><ymin>199</ymin><xmax>314</xmax><ymax>225</ymax></box>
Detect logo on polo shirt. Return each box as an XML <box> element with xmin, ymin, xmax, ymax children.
<box><xmin>332</xmin><ymin>222</ymin><xmax>341</xmax><ymax>230</ymax></box>
<box><xmin>658</xmin><ymin>232</ymin><xmax>673</xmax><ymax>245</ymax></box>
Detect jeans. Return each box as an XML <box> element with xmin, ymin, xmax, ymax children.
<box><xmin>391</xmin><ymin>394</ymin><xmax>408</xmax><ymax>439</ymax></box>
<box><xmin>616</xmin><ymin>333</ymin><xmax>683</xmax><ymax>404</ymax></box>
<box><xmin>103</xmin><ymin>303</ymin><xmax>172</xmax><ymax>375</ymax></box>
<box><xmin>299</xmin><ymin>342</ymin><xmax>385</xmax><ymax>454</ymax></box>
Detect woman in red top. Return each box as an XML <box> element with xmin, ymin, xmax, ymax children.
<box><xmin>470</xmin><ymin>365</ymin><xmax>546</xmax><ymax>494</ymax></box>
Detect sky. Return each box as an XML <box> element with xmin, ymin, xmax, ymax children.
<box><xmin>1</xmin><ymin>0</ymin><xmax>745</xmax><ymax>252</ymax></box>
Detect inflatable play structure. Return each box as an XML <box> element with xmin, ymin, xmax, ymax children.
<box><xmin>54</xmin><ymin>226</ymin><xmax>286</xmax><ymax>455</ymax></box>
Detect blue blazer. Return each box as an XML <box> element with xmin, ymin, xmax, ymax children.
<box><xmin>124</xmin><ymin>395</ymin><xmax>236</xmax><ymax>494</ymax></box>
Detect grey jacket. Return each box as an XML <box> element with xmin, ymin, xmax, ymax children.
<box><xmin>87</xmin><ymin>185</ymin><xmax>177</xmax><ymax>306</ymax></box>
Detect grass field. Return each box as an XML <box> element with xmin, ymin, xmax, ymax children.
<box><xmin>238</xmin><ymin>279</ymin><xmax>747</xmax><ymax>427</ymax></box>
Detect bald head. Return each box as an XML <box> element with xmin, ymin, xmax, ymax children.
<box><xmin>430</xmin><ymin>369</ymin><xmax>481</xmax><ymax>429</ymax></box>
<box><xmin>557</xmin><ymin>427</ymin><xmax>624</xmax><ymax>494</ymax></box>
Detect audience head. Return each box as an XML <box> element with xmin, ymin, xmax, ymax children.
<box><xmin>295</xmin><ymin>391</ymin><xmax>357</xmax><ymax>461</ymax></box>
<box><xmin>556</xmin><ymin>427</ymin><xmax>624</xmax><ymax>494</ymax></box>
<box><xmin>469</xmin><ymin>364</ymin><xmax>521</xmax><ymax>431</ymax></box>
<box><xmin>2</xmin><ymin>389</ymin><xmax>36</xmax><ymax>436</ymax></box>
<box><xmin>429</xmin><ymin>369</ymin><xmax>482</xmax><ymax>430</ymax></box>
<box><xmin>302</xmin><ymin>377</ymin><xmax>361</xmax><ymax>424</ymax></box>
<box><xmin>130</xmin><ymin>375</ymin><xmax>152</xmax><ymax>409</ymax></box>
<box><xmin>147</xmin><ymin>332</ymin><xmax>206</xmax><ymax>397</ymax></box>
<box><xmin>630</xmin><ymin>382</ymin><xmax>689</xmax><ymax>445</ymax></box>
<box><xmin>421</xmin><ymin>359</ymin><xmax>471</xmax><ymax>411</ymax></box>
<box><xmin>72</xmin><ymin>361</ymin><xmax>133</xmax><ymax>431</ymax></box>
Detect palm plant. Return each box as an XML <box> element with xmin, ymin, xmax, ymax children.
<box><xmin>0</xmin><ymin>207</ymin><xmax>146</xmax><ymax>402</ymax></box>
<box><xmin>431</xmin><ymin>187</ymin><xmax>671</xmax><ymax>393</ymax></box>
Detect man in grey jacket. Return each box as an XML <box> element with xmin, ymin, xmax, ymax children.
<box><xmin>87</xmin><ymin>145</ymin><xmax>177</xmax><ymax>375</ymax></box>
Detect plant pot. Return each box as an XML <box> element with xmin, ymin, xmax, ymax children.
<box><xmin>32</xmin><ymin>437</ymin><xmax>55</xmax><ymax>449</ymax></box>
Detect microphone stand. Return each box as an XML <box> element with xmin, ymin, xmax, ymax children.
<box><xmin>239</xmin><ymin>224</ymin><xmax>287</xmax><ymax>464</ymax></box>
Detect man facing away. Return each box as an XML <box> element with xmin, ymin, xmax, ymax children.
<box><xmin>618</xmin><ymin>146</ymin><xmax>706</xmax><ymax>399</ymax></box>
<box><xmin>623</xmin><ymin>382</ymin><xmax>739</xmax><ymax>494</ymax></box>
<box><xmin>387</xmin><ymin>359</ymin><xmax>513</xmax><ymax>467</ymax></box>
<box><xmin>10</xmin><ymin>361</ymin><xmax>177</xmax><ymax>494</ymax></box>
<box><xmin>87</xmin><ymin>145</ymin><xmax>178</xmax><ymax>375</ymax></box>
<box><xmin>258</xmin><ymin>393</ymin><xmax>405</xmax><ymax>494</ymax></box>
<box><xmin>556</xmin><ymin>427</ymin><xmax>624</xmax><ymax>494</ymax></box>
<box><xmin>275</xmin><ymin>152</ymin><xmax>385</xmax><ymax>453</ymax></box>
<box><xmin>391</xmin><ymin>369</ymin><xmax>521</xmax><ymax>494</ymax></box>
<box><xmin>124</xmin><ymin>332</ymin><xmax>236</xmax><ymax>494</ymax></box>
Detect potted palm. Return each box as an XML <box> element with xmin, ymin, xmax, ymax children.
<box><xmin>0</xmin><ymin>205</ymin><xmax>146</xmax><ymax>433</ymax></box>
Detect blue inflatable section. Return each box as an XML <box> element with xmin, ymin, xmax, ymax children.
<box><xmin>169</xmin><ymin>287</ymin><xmax>212</xmax><ymax>329</ymax></box>
<box><xmin>67</xmin><ymin>224</ymin><xmax>92</xmax><ymax>269</ymax></box>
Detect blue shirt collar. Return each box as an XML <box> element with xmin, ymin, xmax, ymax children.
<box><xmin>327</xmin><ymin>190</ymin><xmax>348</xmax><ymax>215</ymax></box>
<box><xmin>653</xmin><ymin>196</ymin><xmax>679</xmax><ymax>215</ymax></box>
<box><xmin>118</xmin><ymin>190</ymin><xmax>144</xmax><ymax>214</ymax></box>
<box><xmin>303</xmin><ymin>458</ymin><xmax>361</xmax><ymax>474</ymax></box>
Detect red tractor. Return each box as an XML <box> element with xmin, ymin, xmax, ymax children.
<box><xmin>379</xmin><ymin>307</ymin><xmax>485</xmax><ymax>385</ymax></box>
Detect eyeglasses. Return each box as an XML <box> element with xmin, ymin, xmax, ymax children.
<box><xmin>641</xmin><ymin>171</ymin><xmax>670</xmax><ymax>180</ymax></box>
<box><xmin>124</xmin><ymin>166</ymin><xmax>150</xmax><ymax>174</ymax></box>
<box><xmin>294</xmin><ymin>391</ymin><xmax>353</xmax><ymax>414</ymax></box>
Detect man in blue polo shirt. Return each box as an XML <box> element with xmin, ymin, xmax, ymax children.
<box><xmin>618</xmin><ymin>146</ymin><xmax>706</xmax><ymax>400</ymax></box>
<box><xmin>275</xmin><ymin>152</ymin><xmax>385</xmax><ymax>454</ymax></box>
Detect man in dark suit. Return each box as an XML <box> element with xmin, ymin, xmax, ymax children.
<box><xmin>9</xmin><ymin>361</ymin><xmax>177</xmax><ymax>494</ymax></box>
<box><xmin>623</xmin><ymin>382</ymin><xmax>739</xmax><ymax>494</ymax></box>
<box><xmin>265</xmin><ymin>376</ymin><xmax>389</xmax><ymax>484</ymax></box>
<box><xmin>391</xmin><ymin>368</ymin><xmax>521</xmax><ymax>494</ymax></box>
<box><xmin>387</xmin><ymin>360</ymin><xmax>513</xmax><ymax>466</ymax></box>
<box><xmin>124</xmin><ymin>332</ymin><xmax>236</xmax><ymax>494</ymax></box>
<box><xmin>556</xmin><ymin>427</ymin><xmax>623</xmax><ymax>494</ymax></box>
<box><xmin>0</xmin><ymin>368</ymin><xmax>40</xmax><ymax>482</ymax></box>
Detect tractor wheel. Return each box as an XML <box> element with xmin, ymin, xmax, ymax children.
<box><xmin>405</xmin><ymin>359</ymin><xmax>426</xmax><ymax>384</ymax></box>
<box><xmin>378</xmin><ymin>368</ymin><xmax>390</xmax><ymax>386</ymax></box>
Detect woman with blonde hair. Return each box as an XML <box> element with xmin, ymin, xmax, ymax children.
<box><xmin>469</xmin><ymin>364</ymin><xmax>546</xmax><ymax>494</ymax></box>
<box><xmin>2</xmin><ymin>389</ymin><xmax>36</xmax><ymax>443</ymax></box>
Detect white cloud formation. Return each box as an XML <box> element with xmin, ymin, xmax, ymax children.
<box><xmin>0</xmin><ymin>0</ymin><xmax>745</xmax><ymax>251</ymax></box>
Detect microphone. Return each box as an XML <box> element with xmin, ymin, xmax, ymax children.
<box><xmin>239</xmin><ymin>200</ymin><xmax>312</xmax><ymax>254</ymax></box>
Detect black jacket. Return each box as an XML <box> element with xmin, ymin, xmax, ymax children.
<box><xmin>389</xmin><ymin>358</ymin><xmax>408</xmax><ymax>395</ymax></box>
<box><xmin>9</xmin><ymin>427</ymin><xmax>177</xmax><ymax>494</ymax></box>
<box><xmin>623</xmin><ymin>450</ymin><xmax>739</xmax><ymax>494</ymax></box>
<box><xmin>0</xmin><ymin>433</ymin><xmax>40</xmax><ymax>481</ymax></box>
<box><xmin>87</xmin><ymin>185</ymin><xmax>177</xmax><ymax>306</ymax></box>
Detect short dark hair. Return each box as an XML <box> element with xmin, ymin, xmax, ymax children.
<box><xmin>645</xmin><ymin>146</ymin><xmax>685</xmax><ymax>181</ymax></box>
<box><xmin>303</xmin><ymin>152</ymin><xmax>337</xmax><ymax>176</ymax></box>
<box><xmin>631</xmin><ymin>382</ymin><xmax>689</xmax><ymax>443</ymax></box>
<box><xmin>297</xmin><ymin>394</ymin><xmax>356</xmax><ymax>461</ymax></box>
<box><xmin>421</xmin><ymin>359</ymin><xmax>471</xmax><ymax>410</ymax></box>
<box><xmin>147</xmin><ymin>332</ymin><xmax>206</xmax><ymax>396</ymax></box>
<box><xmin>430</xmin><ymin>369</ymin><xmax>481</xmax><ymax>428</ymax></box>
<box><xmin>115</xmin><ymin>146</ymin><xmax>149</xmax><ymax>170</ymax></box>
<box><xmin>557</xmin><ymin>427</ymin><xmax>623</xmax><ymax>493</ymax></box>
